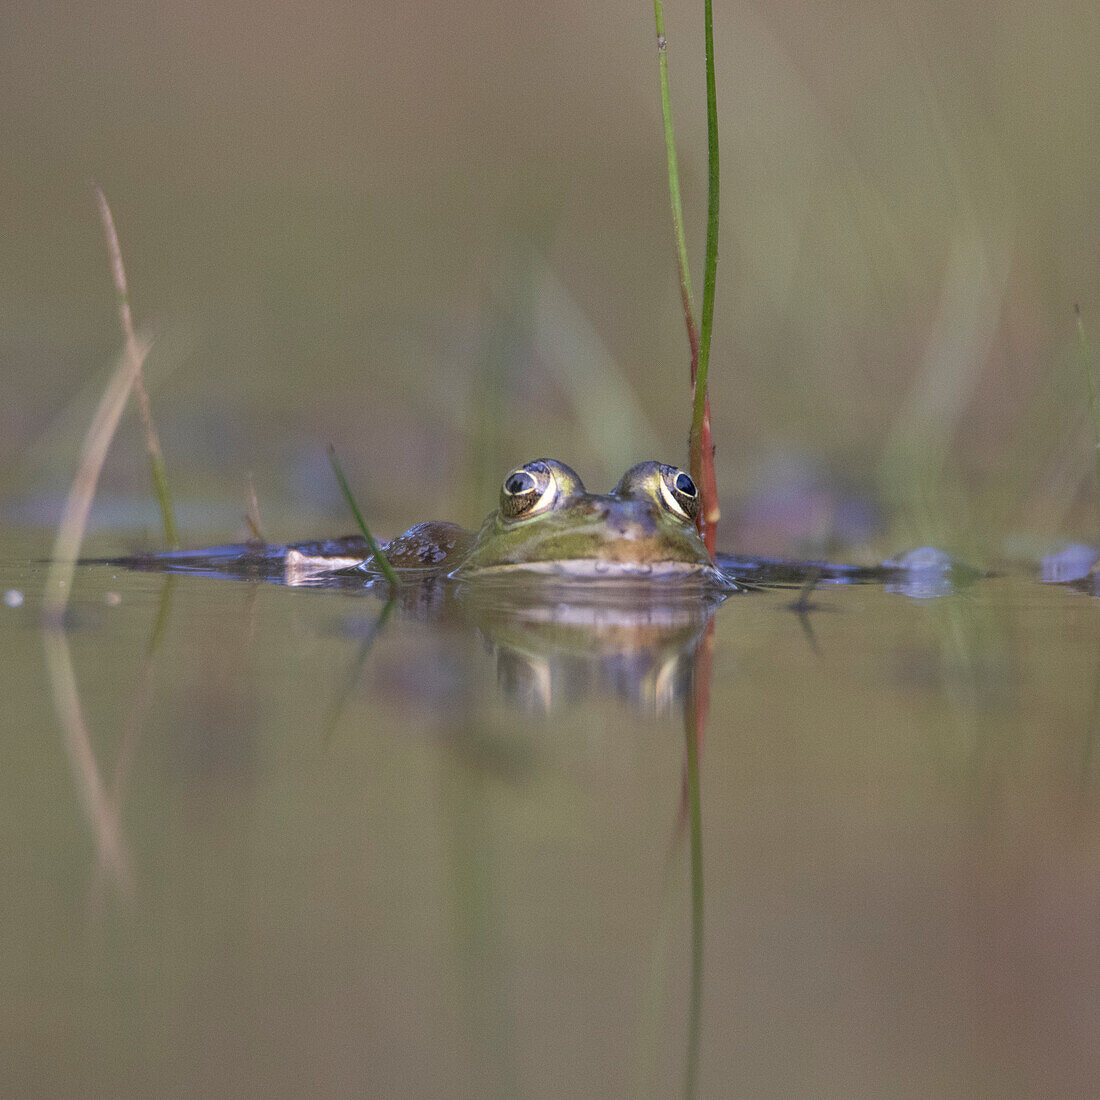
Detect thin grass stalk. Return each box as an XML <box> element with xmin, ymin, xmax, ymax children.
<box><xmin>94</xmin><ymin>185</ymin><xmax>179</xmax><ymax>548</ymax></box>
<box><xmin>44</xmin><ymin>339</ymin><xmax>152</xmax><ymax>619</ymax></box>
<box><xmin>654</xmin><ymin>2</ymin><xmax>698</xmax><ymax>348</ymax></box>
<box><xmin>321</xmin><ymin>597</ymin><xmax>396</xmax><ymax>745</ymax></box>
<box><xmin>683</xmin><ymin>721</ymin><xmax>703</xmax><ymax>1100</ymax></box>
<box><xmin>245</xmin><ymin>471</ymin><xmax>266</xmax><ymax>542</ymax></box>
<box><xmin>43</xmin><ymin>629</ymin><xmax>134</xmax><ymax>894</ymax></box>
<box><xmin>325</xmin><ymin>445</ymin><xmax>401</xmax><ymax>588</ymax></box>
<box><xmin>1074</xmin><ymin>305</ymin><xmax>1100</xmax><ymax>531</ymax></box>
<box><xmin>681</xmin><ymin>618</ymin><xmax>713</xmax><ymax>1100</ymax></box>
<box><xmin>42</xmin><ymin>342</ymin><xmax>147</xmax><ymax>896</ymax></box>
<box><xmin>653</xmin><ymin>2</ymin><xmax>720</xmax><ymax>557</ymax></box>
<box><xmin>688</xmin><ymin>0</ymin><xmax>721</xmax><ymax>556</ymax></box>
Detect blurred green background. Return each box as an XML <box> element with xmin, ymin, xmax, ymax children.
<box><xmin>3</xmin><ymin>0</ymin><xmax>1099</xmax><ymax>549</ymax></box>
<box><xmin>5</xmin><ymin>9</ymin><xmax>1100</xmax><ymax>1094</ymax></box>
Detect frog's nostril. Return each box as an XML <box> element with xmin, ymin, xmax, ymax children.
<box><xmin>608</xmin><ymin>513</ymin><xmax>656</xmax><ymax>539</ymax></box>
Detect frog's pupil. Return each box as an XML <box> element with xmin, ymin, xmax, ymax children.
<box><xmin>675</xmin><ymin>472</ymin><xmax>696</xmax><ymax>497</ymax></box>
<box><xmin>506</xmin><ymin>473</ymin><xmax>534</xmax><ymax>495</ymax></box>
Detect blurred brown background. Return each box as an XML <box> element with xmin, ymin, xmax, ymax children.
<box><xmin>3</xmin><ymin>0</ymin><xmax>1098</xmax><ymax>547</ymax></box>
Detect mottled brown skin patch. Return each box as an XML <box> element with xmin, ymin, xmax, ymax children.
<box><xmin>368</xmin><ymin>521</ymin><xmax>474</xmax><ymax>571</ymax></box>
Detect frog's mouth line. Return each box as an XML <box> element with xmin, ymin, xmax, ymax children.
<box><xmin>456</xmin><ymin>559</ymin><xmax>732</xmax><ymax>583</ymax></box>
<box><xmin>284</xmin><ymin>549</ymin><xmax>740</xmax><ymax>589</ymax></box>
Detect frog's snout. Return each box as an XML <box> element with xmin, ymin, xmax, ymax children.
<box><xmin>599</xmin><ymin>501</ymin><xmax>660</xmax><ymax>540</ymax></box>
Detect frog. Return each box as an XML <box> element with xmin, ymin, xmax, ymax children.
<box><xmin>282</xmin><ymin>458</ymin><xmax>734</xmax><ymax>587</ymax></box>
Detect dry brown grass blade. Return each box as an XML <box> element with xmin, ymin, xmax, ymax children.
<box><xmin>93</xmin><ymin>185</ymin><xmax>178</xmax><ymax>547</ymax></box>
<box><xmin>41</xmin><ymin>340</ymin><xmax>151</xmax><ymax>899</ymax></box>
<box><xmin>43</xmin><ymin>338</ymin><xmax>152</xmax><ymax>617</ymax></box>
<box><xmin>245</xmin><ymin>471</ymin><xmax>266</xmax><ymax>542</ymax></box>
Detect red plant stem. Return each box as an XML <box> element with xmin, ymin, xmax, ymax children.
<box><xmin>681</xmin><ymin>309</ymin><xmax>720</xmax><ymax>559</ymax></box>
<box><xmin>694</xmin><ymin>395</ymin><xmax>719</xmax><ymax>559</ymax></box>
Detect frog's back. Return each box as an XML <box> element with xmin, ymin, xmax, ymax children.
<box><xmin>362</xmin><ymin>521</ymin><xmax>474</xmax><ymax>573</ymax></box>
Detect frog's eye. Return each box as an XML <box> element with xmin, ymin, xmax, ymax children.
<box><xmin>674</xmin><ymin>472</ymin><xmax>696</xmax><ymax>496</ymax></box>
<box><xmin>500</xmin><ymin>459</ymin><xmax>587</xmax><ymax>521</ymax></box>
<box><xmin>505</xmin><ymin>470</ymin><xmax>536</xmax><ymax>495</ymax></box>
<box><xmin>500</xmin><ymin>461</ymin><xmax>558</xmax><ymax>520</ymax></box>
<box><xmin>614</xmin><ymin>460</ymin><xmax>701</xmax><ymax>524</ymax></box>
<box><xmin>658</xmin><ymin>465</ymin><xmax>700</xmax><ymax>522</ymax></box>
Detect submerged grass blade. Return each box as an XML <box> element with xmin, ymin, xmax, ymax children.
<box><xmin>322</xmin><ymin>597</ymin><xmax>397</xmax><ymax>745</ymax></box>
<box><xmin>683</xmin><ymin>716</ymin><xmax>703</xmax><ymax>1100</ymax></box>
<box><xmin>88</xmin><ymin>574</ymin><xmax>177</xmax><ymax>912</ymax></box>
<box><xmin>325</xmin><ymin>445</ymin><xmax>401</xmax><ymax>588</ymax></box>
<box><xmin>681</xmin><ymin>618</ymin><xmax>713</xmax><ymax>1100</ymax></box>
<box><xmin>43</xmin><ymin>628</ymin><xmax>134</xmax><ymax>896</ymax></box>
<box><xmin>94</xmin><ymin>184</ymin><xmax>179</xmax><ymax>548</ymax></box>
<box><xmin>1074</xmin><ymin>305</ymin><xmax>1100</xmax><ymax>529</ymax></box>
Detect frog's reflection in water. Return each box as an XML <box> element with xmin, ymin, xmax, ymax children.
<box><xmin>467</xmin><ymin>583</ymin><xmax>723</xmax><ymax>715</ymax></box>
<box><xmin>335</xmin><ymin>572</ymin><xmax>726</xmax><ymax>717</ymax></box>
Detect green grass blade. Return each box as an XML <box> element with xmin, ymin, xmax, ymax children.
<box><xmin>148</xmin><ymin>455</ymin><xmax>178</xmax><ymax>547</ymax></box>
<box><xmin>94</xmin><ymin>185</ymin><xmax>179</xmax><ymax>548</ymax></box>
<box><xmin>653</xmin><ymin>0</ymin><xmax>699</xmax><ymax>354</ymax></box>
<box><xmin>325</xmin><ymin>445</ymin><xmax>401</xmax><ymax>588</ymax></box>
<box><xmin>690</xmin><ymin>0</ymin><xmax>720</xmax><ymax>462</ymax></box>
<box><xmin>653</xmin><ymin>0</ymin><xmax>721</xmax><ymax>554</ymax></box>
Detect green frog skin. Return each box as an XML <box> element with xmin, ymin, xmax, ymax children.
<box><xmin>286</xmin><ymin>459</ymin><xmax>729</xmax><ymax>586</ymax></box>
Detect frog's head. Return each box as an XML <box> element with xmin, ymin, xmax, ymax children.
<box><xmin>454</xmin><ymin>459</ymin><xmax>724</xmax><ymax>582</ymax></box>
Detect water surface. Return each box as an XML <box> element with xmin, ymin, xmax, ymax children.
<box><xmin>3</xmin><ymin>531</ymin><xmax>1099</xmax><ymax>1097</ymax></box>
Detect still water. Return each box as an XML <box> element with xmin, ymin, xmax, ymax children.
<box><xmin>3</xmin><ymin>531</ymin><xmax>1099</xmax><ymax>1097</ymax></box>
